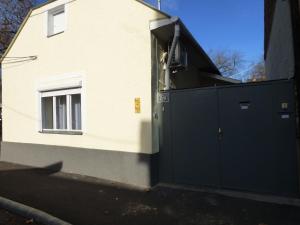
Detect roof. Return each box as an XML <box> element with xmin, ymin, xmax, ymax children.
<box><xmin>33</xmin><ymin>0</ymin><xmax>171</xmax><ymax>17</ymax></box>
<box><xmin>150</xmin><ymin>17</ymin><xmax>221</xmax><ymax>75</ymax></box>
<box><xmin>0</xmin><ymin>0</ymin><xmax>220</xmax><ymax>76</ymax></box>
<box><xmin>135</xmin><ymin>0</ymin><xmax>171</xmax><ymax>18</ymax></box>
<box><xmin>179</xmin><ymin>19</ymin><xmax>221</xmax><ymax>75</ymax></box>
<box><xmin>0</xmin><ymin>0</ymin><xmax>170</xmax><ymax>63</ymax></box>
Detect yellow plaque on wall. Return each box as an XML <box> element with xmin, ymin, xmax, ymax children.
<box><xmin>135</xmin><ymin>98</ymin><xmax>141</xmax><ymax>113</ymax></box>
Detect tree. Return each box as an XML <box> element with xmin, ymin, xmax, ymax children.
<box><xmin>246</xmin><ymin>57</ymin><xmax>266</xmax><ymax>82</ymax></box>
<box><xmin>209</xmin><ymin>49</ymin><xmax>245</xmax><ymax>78</ymax></box>
<box><xmin>0</xmin><ymin>0</ymin><xmax>35</xmax><ymax>56</ymax></box>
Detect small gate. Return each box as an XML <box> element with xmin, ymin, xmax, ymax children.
<box><xmin>159</xmin><ymin>79</ymin><xmax>299</xmax><ymax>196</ymax></box>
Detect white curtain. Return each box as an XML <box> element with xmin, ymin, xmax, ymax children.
<box><xmin>56</xmin><ymin>96</ymin><xmax>67</xmax><ymax>129</ymax></box>
<box><xmin>72</xmin><ymin>94</ymin><xmax>81</xmax><ymax>130</ymax></box>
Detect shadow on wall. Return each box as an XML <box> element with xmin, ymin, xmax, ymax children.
<box><xmin>138</xmin><ymin>120</ymin><xmax>159</xmax><ymax>187</ymax></box>
<box><xmin>134</xmin><ymin>9</ymin><xmax>168</xmax><ymax>187</ymax></box>
<box><xmin>42</xmin><ymin>161</ymin><xmax>63</xmax><ymax>174</ymax></box>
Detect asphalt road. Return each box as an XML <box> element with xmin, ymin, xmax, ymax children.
<box><xmin>0</xmin><ymin>162</ymin><xmax>299</xmax><ymax>225</ymax></box>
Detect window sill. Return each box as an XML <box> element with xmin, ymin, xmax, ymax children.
<box><xmin>39</xmin><ymin>130</ymin><xmax>83</xmax><ymax>135</ymax></box>
<box><xmin>47</xmin><ymin>31</ymin><xmax>64</xmax><ymax>38</ymax></box>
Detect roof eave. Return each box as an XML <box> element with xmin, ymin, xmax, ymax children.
<box><xmin>1</xmin><ymin>0</ymin><xmax>170</xmax><ymax>63</ymax></box>
<box><xmin>150</xmin><ymin>17</ymin><xmax>221</xmax><ymax>75</ymax></box>
<box><xmin>135</xmin><ymin>0</ymin><xmax>171</xmax><ymax>18</ymax></box>
<box><xmin>178</xmin><ymin>19</ymin><xmax>221</xmax><ymax>75</ymax></box>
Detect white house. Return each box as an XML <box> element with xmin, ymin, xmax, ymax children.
<box><xmin>0</xmin><ymin>0</ymin><xmax>232</xmax><ymax>187</ymax></box>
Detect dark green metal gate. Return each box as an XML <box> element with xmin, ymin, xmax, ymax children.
<box><xmin>159</xmin><ymin>79</ymin><xmax>299</xmax><ymax>196</ymax></box>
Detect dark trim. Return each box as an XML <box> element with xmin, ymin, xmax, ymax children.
<box><xmin>289</xmin><ymin>0</ymin><xmax>300</xmax><ymax>133</ymax></box>
<box><xmin>264</xmin><ymin>0</ymin><xmax>277</xmax><ymax>59</ymax></box>
<box><xmin>151</xmin><ymin>34</ymin><xmax>158</xmax><ymax>158</ymax></box>
<box><xmin>1</xmin><ymin>142</ymin><xmax>159</xmax><ymax>187</ymax></box>
<box><xmin>47</xmin><ymin>31</ymin><xmax>65</xmax><ymax>38</ymax></box>
<box><xmin>289</xmin><ymin>0</ymin><xmax>300</xmax><ymax>76</ymax></box>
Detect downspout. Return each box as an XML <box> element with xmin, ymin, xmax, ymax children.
<box><xmin>164</xmin><ymin>24</ymin><xmax>180</xmax><ymax>90</ymax></box>
<box><xmin>158</xmin><ymin>0</ymin><xmax>161</xmax><ymax>10</ymax></box>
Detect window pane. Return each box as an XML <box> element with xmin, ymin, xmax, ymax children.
<box><xmin>52</xmin><ymin>10</ymin><xmax>65</xmax><ymax>34</ymax></box>
<box><xmin>72</xmin><ymin>94</ymin><xmax>81</xmax><ymax>130</ymax></box>
<box><xmin>56</xmin><ymin>96</ymin><xmax>67</xmax><ymax>129</ymax></box>
<box><xmin>42</xmin><ymin>97</ymin><xmax>53</xmax><ymax>129</ymax></box>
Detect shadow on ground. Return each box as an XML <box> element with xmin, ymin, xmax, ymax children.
<box><xmin>0</xmin><ymin>162</ymin><xmax>299</xmax><ymax>225</ymax></box>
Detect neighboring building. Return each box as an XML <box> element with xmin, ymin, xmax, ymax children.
<box><xmin>0</xmin><ymin>0</ymin><xmax>233</xmax><ymax>187</ymax></box>
<box><xmin>265</xmin><ymin>0</ymin><xmax>300</xmax><ymax>134</ymax></box>
<box><xmin>264</xmin><ymin>0</ymin><xmax>300</xmax><ymax>80</ymax></box>
<box><xmin>264</xmin><ymin>0</ymin><xmax>300</xmax><ymax>194</ymax></box>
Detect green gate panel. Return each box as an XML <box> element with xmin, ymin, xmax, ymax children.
<box><xmin>218</xmin><ymin>80</ymin><xmax>299</xmax><ymax>195</ymax></box>
<box><xmin>164</xmin><ymin>88</ymin><xmax>221</xmax><ymax>187</ymax></box>
<box><xmin>159</xmin><ymin>79</ymin><xmax>299</xmax><ymax>196</ymax></box>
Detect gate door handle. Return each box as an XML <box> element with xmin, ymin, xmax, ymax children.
<box><xmin>218</xmin><ymin>128</ymin><xmax>223</xmax><ymax>140</ymax></box>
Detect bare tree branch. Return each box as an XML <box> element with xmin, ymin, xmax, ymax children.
<box><xmin>247</xmin><ymin>57</ymin><xmax>266</xmax><ymax>82</ymax></box>
<box><xmin>209</xmin><ymin>49</ymin><xmax>246</xmax><ymax>78</ymax></box>
<box><xmin>0</xmin><ymin>0</ymin><xmax>35</xmax><ymax>55</ymax></box>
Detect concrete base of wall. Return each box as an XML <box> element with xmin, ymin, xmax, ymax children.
<box><xmin>0</xmin><ymin>142</ymin><xmax>158</xmax><ymax>188</ymax></box>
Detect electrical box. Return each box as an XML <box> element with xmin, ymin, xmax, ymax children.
<box><xmin>135</xmin><ymin>98</ymin><xmax>141</xmax><ymax>114</ymax></box>
<box><xmin>169</xmin><ymin>41</ymin><xmax>188</xmax><ymax>71</ymax></box>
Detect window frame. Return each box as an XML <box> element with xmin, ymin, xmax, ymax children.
<box><xmin>47</xmin><ymin>4</ymin><xmax>66</xmax><ymax>37</ymax></box>
<box><xmin>39</xmin><ymin>88</ymin><xmax>82</xmax><ymax>135</ymax></box>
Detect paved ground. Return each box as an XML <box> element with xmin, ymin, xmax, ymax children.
<box><xmin>0</xmin><ymin>162</ymin><xmax>299</xmax><ymax>225</ymax></box>
<box><xmin>0</xmin><ymin>208</ymin><xmax>41</xmax><ymax>225</ymax></box>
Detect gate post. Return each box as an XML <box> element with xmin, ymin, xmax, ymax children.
<box><xmin>157</xmin><ymin>91</ymin><xmax>174</xmax><ymax>183</ymax></box>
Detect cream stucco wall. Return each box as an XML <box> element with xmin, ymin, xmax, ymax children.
<box><xmin>2</xmin><ymin>0</ymin><xmax>166</xmax><ymax>154</ymax></box>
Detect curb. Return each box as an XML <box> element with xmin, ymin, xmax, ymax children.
<box><xmin>0</xmin><ymin>196</ymin><xmax>72</xmax><ymax>225</ymax></box>
<box><xmin>158</xmin><ymin>183</ymin><xmax>300</xmax><ymax>207</ymax></box>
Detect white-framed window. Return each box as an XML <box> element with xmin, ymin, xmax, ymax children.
<box><xmin>40</xmin><ymin>88</ymin><xmax>82</xmax><ymax>133</ymax></box>
<box><xmin>47</xmin><ymin>5</ymin><xmax>65</xmax><ymax>36</ymax></box>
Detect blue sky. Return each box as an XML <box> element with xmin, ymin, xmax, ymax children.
<box><xmin>36</xmin><ymin>0</ymin><xmax>263</xmax><ymax>64</ymax></box>
<box><xmin>146</xmin><ymin>0</ymin><xmax>264</xmax><ymax>64</ymax></box>
<box><xmin>36</xmin><ymin>0</ymin><xmax>46</xmax><ymax>4</ymax></box>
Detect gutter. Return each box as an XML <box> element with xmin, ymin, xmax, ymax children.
<box><xmin>165</xmin><ymin>24</ymin><xmax>180</xmax><ymax>90</ymax></box>
<box><xmin>149</xmin><ymin>17</ymin><xmax>181</xmax><ymax>90</ymax></box>
<box><xmin>150</xmin><ymin>17</ymin><xmax>221</xmax><ymax>81</ymax></box>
